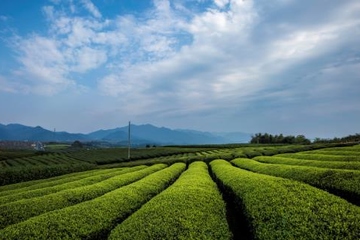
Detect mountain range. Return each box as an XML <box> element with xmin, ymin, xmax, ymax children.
<box><xmin>0</xmin><ymin>123</ymin><xmax>251</xmax><ymax>145</ymax></box>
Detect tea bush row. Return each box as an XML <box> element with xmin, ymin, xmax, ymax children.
<box><xmin>254</xmin><ymin>156</ymin><xmax>360</xmax><ymax>170</ymax></box>
<box><xmin>109</xmin><ymin>161</ymin><xmax>231</xmax><ymax>240</ymax></box>
<box><xmin>278</xmin><ymin>153</ymin><xmax>360</xmax><ymax>162</ymax></box>
<box><xmin>232</xmin><ymin>158</ymin><xmax>360</xmax><ymax>205</ymax></box>
<box><xmin>0</xmin><ymin>168</ymin><xmax>107</xmax><ymax>193</ymax></box>
<box><xmin>210</xmin><ymin>160</ymin><xmax>360</xmax><ymax>239</ymax></box>
<box><xmin>0</xmin><ymin>163</ymin><xmax>185</xmax><ymax>239</ymax></box>
<box><xmin>0</xmin><ymin>163</ymin><xmax>96</xmax><ymax>186</ymax></box>
<box><xmin>0</xmin><ymin>164</ymin><xmax>164</xmax><ymax>229</ymax></box>
<box><xmin>0</xmin><ymin>167</ymin><xmax>135</xmax><ymax>205</ymax></box>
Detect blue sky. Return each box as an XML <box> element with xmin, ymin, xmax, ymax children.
<box><xmin>0</xmin><ymin>0</ymin><xmax>359</xmax><ymax>138</ymax></box>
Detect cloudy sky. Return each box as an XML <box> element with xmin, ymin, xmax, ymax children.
<box><xmin>0</xmin><ymin>0</ymin><xmax>359</xmax><ymax>138</ymax></box>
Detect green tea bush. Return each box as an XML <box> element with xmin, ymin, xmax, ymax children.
<box><xmin>0</xmin><ymin>164</ymin><xmax>163</xmax><ymax>229</ymax></box>
<box><xmin>254</xmin><ymin>156</ymin><xmax>360</xmax><ymax>170</ymax></box>
<box><xmin>0</xmin><ymin>168</ymin><xmax>105</xmax><ymax>193</ymax></box>
<box><xmin>0</xmin><ymin>163</ymin><xmax>96</xmax><ymax>186</ymax></box>
<box><xmin>281</xmin><ymin>153</ymin><xmax>360</xmax><ymax>161</ymax></box>
<box><xmin>232</xmin><ymin>158</ymin><xmax>360</xmax><ymax>205</ymax></box>
<box><xmin>0</xmin><ymin>163</ymin><xmax>185</xmax><ymax>239</ymax></box>
<box><xmin>210</xmin><ymin>160</ymin><xmax>360</xmax><ymax>239</ymax></box>
<box><xmin>309</xmin><ymin>150</ymin><xmax>360</xmax><ymax>156</ymax></box>
<box><xmin>109</xmin><ymin>161</ymin><xmax>231</xmax><ymax>240</ymax></box>
<box><xmin>0</xmin><ymin>167</ymin><xmax>135</xmax><ymax>205</ymax></box>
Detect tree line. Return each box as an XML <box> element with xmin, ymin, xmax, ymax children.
<box><xmin>313</xmin><ymin>133</ymin><xmax>360</xmax><ymax>143</ymax></box>
<box><xmin>250</xmin><ymin>133</ymin><xmax>311</xmax><ymax>144</ymax></box>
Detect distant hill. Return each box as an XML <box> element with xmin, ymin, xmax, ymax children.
<box><xmin>0</xmin><ymin>124</ymin><xmax>88</xmax><ymax>142</ymax></box>
<box><xmin>0</xmin><ymin>123</ymin><xmax>251</xmax><ymax>145</ymax></box>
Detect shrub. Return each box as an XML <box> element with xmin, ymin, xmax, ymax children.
<box><xmin>0</xmin><ymin>163</ymin><xmax>186</xmax><ymax>239</ymax></box>
<box><xmin>254</xmin><ymin>156</ymin><xmax>360</xmax><ymax>170</ymax></box>
<box><xmin>0</xmin><ymin>167</ymin><xmax>138</xmax><ymax>205</ymax></box>
<box><xmin>0</xmin><ymin>164</ymin><xmax>163</xmax><ymax>229</ymax></box>
<box><xmin>109</xmin><ymin>161</ymin><xmax>231</xmax><ymax>240</ymax></box>
<box><xmin>210</xmin><ymin>160</ymin><xmax>360</xmax><ymax>239</ymax></box>
<box><xmin>279</xmin><ymin>153</ymin><xmax>360</xmax><ymax>162</ymax></box>
<box><xmin>232</xmin><ymin>158</ymin><xmax>360</xmax><ymax>205</ymax></box>
<box><xmin>0</xmin><ymin>163</ymin><xmax>96</xmax><ymax>186</ymax></box>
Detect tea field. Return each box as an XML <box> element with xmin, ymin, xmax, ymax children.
<box><xmin>0</xmin><ymin>143</ymin><xmax>359</xmax><ymax>239</ymax></box>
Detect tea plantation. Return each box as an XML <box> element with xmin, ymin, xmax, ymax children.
<box><xmin>0</xmin><ymin>143</ymin><xmax>359</xmax><ymax>239</ymax></box>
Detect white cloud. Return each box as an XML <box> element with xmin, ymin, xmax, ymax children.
<box><xmin>64</xmin><ymin>18</ymin><xmax>96</xmax><ymax>47</ymax></box>
<box><xmin>0</xmin><ymin>75</ymin><xmax>28</xmax><ymax>93</ymax></box>
<box><xmin>42</xmin><ymin>6</ymin><xmax>55</xmax><ymax>20</ymax></box>
<box><xmin>0</xmin><ymin>15</ymin><xmax>9</xmax><ymax>21</ymax></box>
<box><xmin>72</xmin><ymin>47</ymin><xmax>107</xmax><ymax>73</ymax></box>
<box><xmin>81</xmin><ymin>0</ymin><xmax>102</xmax><ymax>18</ymax></box>
<box><xmin>214</xmin><ymin>0</ymin><xmax>230</xmax><ymax>9</ymax></box>
<box><xmin>10</xmin><ymin>35</ymin><xmax>73</xmax><ymax>95</ymax></box>
<box><xmin>3</xmin><ymin>0</ymin><xmax>360</xmax><ymax>135</ymax></box>
<box><xmin>1</xmin><ymin>0</ymin><xmax>360</xmax><ymax>137</ymax></box>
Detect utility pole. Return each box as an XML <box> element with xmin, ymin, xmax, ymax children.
<box><xmin>128</xmin><ymin>121</ymin><xmax>131</xmax><ymax>160</ymax></box>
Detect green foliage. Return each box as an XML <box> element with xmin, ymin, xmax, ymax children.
<box><xmin>0</xmin><ymin>146</ymin><xmax>215</xmax><ymax>185</ymax></box>
<box><xmin>0</xmin><ymin>150</ymin><xmax>38</xmax><ymax>161</ymax></box>
<box><xmin>0</xmin><ymin>144</ymin><xmax>334</xmax><ymax>186</ymax></box>
<box><xmin>0</xmin><ymin>163</ymin><xmax>95</xmax><ymax>186</ymax></box>
<box><xmin>0</xmin><ymin>167</ymin><xmax>131</xmax><ymax>205</ymax></box>
<box><xmin>306</xmin><ymin>144</ymin><xmax>360</xmax><ymax>154</ymax></box>
<box><xmin>254</xmin><ymin>156</ymin><xmax>360</xmax><ymax>170</ymax></box>
<box><xmin>68</xmin><ymin>147</ymin><xmax>211</xmax><ymax>165</ymax></box>
<box><xmin>1</xmin><ymin>144</ymin><xmax>359</xmax><ymax>239</ymax></box>
<box><xmin>0</xmin><ymin>163</ymin><xmax>185</xmax><ymax>239</ymax></box>
<box><xmin>313</xmin><ymin>133</ymin><xmax>360</xmax><ymax>143</ymax></box>
<box><xmin>278</xmin><ymin>153</ymin><xmax>360</xmax><ymax>162</ymax></box>
<box><xmin>0</xmin><ymin>168</ymin><xmax>104</xmax><ymax>193</ymax></box>
<box><xmin>109</xmin><ymin>161</ymin><xmax>231</xmax><ymax>240</ymax></box>
<box><xmin>0</xmin><ymin>165</ymin><xmax>160</xmax><ymax>229</ymax></box>
<box><xmin>308</xmin><ymin>150</ymin><xmax>360</xmax><ymax>156</ymax></box>
<box><xmin>231</xmin><ymin>158</ymin><xmax>360</xmax><ymax>205</ymax></box>
<box><xmin>70</xmin><ymin>140</ymin><xmax>83</xmax><ymax>148</ymax></box>
<box><xmin>210</xmin><ymin>160</ymin><xmax>360</xmax><ymax>239</ymax></box>
<box><xmin>107</xmin><ymin>145</ymin><xmax>324</xmax><ymax>168</ymax></box>
<box><xmin>250</xmin><ymin>133</ymin><xmax>311</xmax><ymax>144</ymax></box>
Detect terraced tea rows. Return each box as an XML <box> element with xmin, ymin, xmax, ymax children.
<box><xmin>0</xmin><ymin>163</ymin><xmax>185</xmax><ymax>239</ymax></box>
<box><xmin>254</xmin><ymin>155</ymin><xmax>360</xmax><ymax>170</ymax></box>
<box><xmin>232</xmin><ymin>158</ymin><xmax>360</xmax><ymax>205</ymax></box>
<box><xmin>211</xmin><ymin>160</ymin><xmax>360</xmax><ymax>239</ymax></box>
<box><xmin>0</xmin><ymin>144</ymin><xmax>359</xmax><ymax>239</ymax></box>
<box><xmin>109</xmin><ymin>161</ymin><xmax>231</xmax><ymax>240</ymax></box>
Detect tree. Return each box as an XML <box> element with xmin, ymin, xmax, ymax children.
<box><xmin>249</xmin><ymin>133</ymin><xmax>310</xmax><ymax>144</ymax></box>
<box><xmin>295</xmin><ymin>135</ymin><xmax>311</xmax><ymax>144</ymax></box>
<box><xmin>71</xmin><ymin>140</ymin><xmax>83</xmax><ymax>148</ymax></box>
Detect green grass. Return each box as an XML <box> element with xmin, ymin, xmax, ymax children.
<box><xmin>231</xmin><ymin>158</ymin><xmax>360</xmax><ymax>205</ymax></box>
<box><xmin>210</xmin><ymin>160</ymin><xmax>360</xmax><ymax>240</ymax></box>
<box><xmin>109</xmin><ymin>161</ymin><xmax>231</xmax><ymax>240</ymax></box>
<box><xmin>0</xmin><ymin>163</ymin><xmax>186</xmax><ymax>240</ymax></box>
